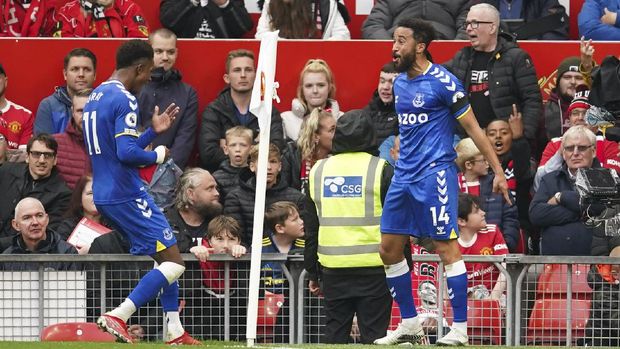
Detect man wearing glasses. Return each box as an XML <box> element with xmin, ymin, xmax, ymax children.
<box><xmin>0</xmin><ymin>133</ymin><xmax>71</xmax><ymax>239</ymax></box>
<box><xmin>530</xmin><ymin>125</ymin><xmax>599</xmax><ymax>255</ymax></box>
<box><xmin>445</xmin><ymin>3</ymin><xmax>542</xmax><ymax>154</ymax></box>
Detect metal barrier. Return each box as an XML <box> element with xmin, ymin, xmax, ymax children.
<box><xmin>1</xmin><ymin>253</ymin><xmax>619</xmax><ymax>346</ymax></box>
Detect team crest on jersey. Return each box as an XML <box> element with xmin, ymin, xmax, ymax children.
<box><xmin>412</xmin><ymin>93</ymin><xmax>425</xmax><ymax>108</ymax></box>
<box><xmin>479</xmin><ymin>246</ymin><xmax>493</xmax><ymax>255</ymax></box>
<box><xmin>125</xmin><ymin>112</ymin><xmax>137</xmax><ymax>127</ymax></box>
<box><xmin>163</xmin><ymin>228</ymin><xmax>174</xmax><ymax>241</ymax></box>
<box><xmin>8</xmin><ymin>121</ymin><xmax>21</xmax><ymax>134</ymax></box>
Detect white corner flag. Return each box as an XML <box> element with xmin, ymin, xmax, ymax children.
<box><xmin>246</xmin><ymin>30</ymin><xmax>279</xmax><ymax>347</ymax></box>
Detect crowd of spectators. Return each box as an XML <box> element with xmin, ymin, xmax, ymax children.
<box><xmin>2</xmin><ymin>0</ymin><xmax>620</xmax><ymax>344</ymax></box>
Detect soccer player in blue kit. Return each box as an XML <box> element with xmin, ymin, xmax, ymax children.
<box><xmin>373</xmin><ymin>19</ymin><xmax>511</xmax><ymax>346</ymax></box>
<box><xmin>85</xmin><ymin>40</ymin><xmax>200</xmax><ymax>345</ymax></box>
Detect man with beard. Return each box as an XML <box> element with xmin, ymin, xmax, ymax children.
<box><xmin>166</xmin><ymin>167</ymin><xmax>222</xmax><ymax>250</ymax></box>
<box><xmin>373</xmin><ymin>18</ymin><xmax>509</xmax><ymax>346</ymax></box>
<box><xmin>199</xmin><ymin>49</ymin><xmax>283</xmax><ymax>172</ymax></box>
<box><xmin>138</xmin><ymin>28</ymin><xmax>198</xmax><ymax>169</ymax></box>
<box><xmin>543</xmin><ymin>56</ymin><xmax>585</xmax><ymax>139</ymax></box>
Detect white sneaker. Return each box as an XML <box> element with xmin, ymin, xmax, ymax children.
<box><xmin>436</xmin><ymin>328</ymin><xmax>468</xmax><ymax>346</ymax></box>
<box><xmin>374</xmin><ymin>322</ymin><xmax>428</xmax><ymax>345</ymax></box>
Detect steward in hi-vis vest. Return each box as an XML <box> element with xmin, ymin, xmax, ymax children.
<box><xmin>304</xmin><ymin>109</ymin><xmax>394</xmax><ymax>344</ymax></box>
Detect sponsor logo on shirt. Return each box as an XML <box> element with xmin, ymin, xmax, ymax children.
<box><xmin>323</xmin><ymin>176</ymin><xmax>363</xmax><ymax>197</ymax></box>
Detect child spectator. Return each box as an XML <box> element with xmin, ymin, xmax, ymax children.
<box><xmin>260</xmin><ymin>201</ymin><xmax>305</xmax><ymax>343</ymax></box>
<box><xmin>54</xmin><ymin>0</ymin><xmax>149</xmax><ymax>38</ymax></box>
<box><xmin>261</xmin><ymin>201</ymin><xmax>305</xmax><ymax>292</ymax></box>
<box><xmin>187</xmin><ymin>215</ymin><xmax>248</xmax><ymax>340</ymax></box>
<box><xmin>455</xmin><ymin>138</ymin><xmax>520</xmax><ymax>253</ymax></box>
<box><xmin>486</xmin><ymin>115</ymin><xmax>536</xmax><ymax>253</ymax></box>
<box><xmin>281</xmin><ymin>59</ymin><xmax>343</xmax><ymax>142</ymax></box>
<box><xmin>212</xmin><ymin>126</ymin><xmax>253</xmax><ymax>204</ymax></box>
<box><xmin>224</xmin><ymin>143</ymin><xmax>306</xmax><ymax>247</ymax></box>
<box><xmin>256</xmin><ymin>0</ymin><xmax>350</xmax><ymax>40</ymax></box>
<box><xmin>457</xmin><ymin>193</ymin><xmax>508</xmax><ymax>301</ymax></box>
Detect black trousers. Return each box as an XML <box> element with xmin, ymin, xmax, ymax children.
<box><xmin>321</xmin><ymin>271</ymin><xmax>392</xmax><ymax>344</ymax></box>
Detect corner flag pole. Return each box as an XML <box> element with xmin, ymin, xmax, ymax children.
<box><xmin>246</xmin><ymin>30</ymin><xmax>279</xmax><ymax>347</ymax></box>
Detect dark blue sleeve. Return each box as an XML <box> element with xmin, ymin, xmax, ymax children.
<box><xmin>116</xmin><ymin>135</ymin><xmax>157</xmax><ymax>167</ymax></box>
<box><xmin>529</xmin><ymin>175</ymin><xmax>580</xmax><ymax>227</ymax></box>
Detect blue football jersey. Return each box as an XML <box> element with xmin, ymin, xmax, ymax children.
<box><xmin>393</xmin><ymin>63</ymin><xmax>470</xmax><ymax>183</ymax></box>
<box><xmin>83</xmin><ymin>80</ymin><xmax>157</xmax><ymax>204</ymax></box>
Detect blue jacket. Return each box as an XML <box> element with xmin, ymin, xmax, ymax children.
<box><xmin>479</xmin><ymin>173</ymin><xmax>521</xmax><ymax>253</ymax></box>
<box><xmin>529</xmin><ymin>162</ymin><xmax>600</xmax><ymax>255</ymax></box>
<box><xmin>137</xmin><ymin>68</ymin><xmax>198</xmax><ymax>169</ymax></box>
<box><xmin>579</xmin><ymin>0</ymin><xmax>620</xmax><ymax>40</ymax></box>
<box><xmin>35</xmin><ymin>86</ymin><xmax>72</xmax><ymax>135</ymax></box>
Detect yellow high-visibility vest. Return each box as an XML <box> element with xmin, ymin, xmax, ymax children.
<box><xmin>309</xmin><ymin>152</ymin><xmax>385</xmax><ymax>268</ymax></box>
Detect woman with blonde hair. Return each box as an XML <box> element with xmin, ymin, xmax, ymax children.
<box><xmin>281</xmin><ymin>58</ymin><xmax>344</xmax><ymax>141</ymax></box>
<box><xmin>255</xmin><ymin>0</ymin><xmax>350</xmax><ymax>40</ymax></box>
<box><xmin>281</xmin><ymin>108</ymin><xmax>336</xmax><ymax>193</ymax></box>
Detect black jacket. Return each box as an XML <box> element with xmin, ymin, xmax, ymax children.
<box><xmin>223</xmin><ymin>168</ymin><xmax>306</xmax><ymax>247</ymax></box>
<box><xmin>212</xmin><ymin>160</ymin><xmax>244</xmax><ymax>205</ymax></box>
<box><xmin>529</xmin><ymin>162</ymin><xmax>601</xmax><ymax>255</ymax></box>
<box><xmin>444</xmin><ymin>34</ymin><xmax>542</xmax><ymax>142</ymax></box>
<box><xmin>362</xmin><ymin>0</ymin><xmax>470</xmax><ymax>40</ymax></box>
<box><xmin>281</xmin><ymin>141</ymin><xmax>303</xmax><ymax>192</ymax></box>
<box><xmin>160</xmin><ymin>0</ymin><xmax>253</xmax><ymax>38</ymax></box>
<box><xmin>1</xmin><ymin>230</ymin><xmax>77</xmax><ymax>271</ymax></box>
<box><xmin>199</xmin><ymin>87</ymin><xmax>284</xmax><ymax>172</ymax></box>
<box><xmin>363</xmin><ymin>91</ymin><xmax>398</xmax><ymax>147</ymax></box>
<box><xmin>164</xmin><ymin>206</ymin><xmax>210</xmax><ymax>252</ymax></box>
<box><xmin>138</xmin><ymin>68</ymin><xmax>198</xmax><ymax>169</ymax></box>
<box><xmin>475</xmin><ymin>0</ymin><xmax>569</xmax><ymax>40</ymax></box>
<box><xmin>304</xmin><ymin>157</ymin><xmax>394</xmax><ymax>281</ymax></box>
<box><xmin>0</xmin><ymin>163</ymin><xmax>72</xmax><ymax>238</ymax></box>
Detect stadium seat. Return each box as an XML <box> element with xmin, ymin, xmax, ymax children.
<box><xmin>536</xmin><ymin>264</ymin><xmax>591</xmax><ymax>298</ymax></box>
<box><xmin>526</xmin><ymin>298</ymin><xmax>591</xmax><ymax>345</ymax></box>
<box><xmin>40</xmin><ymin>322</ymin><xmax>116</xmax><ymax>342</ymax></box>
<box><xmin>443</xmin><ymin>299</ymin><xmax>503</xmax><ymax>345</ymax></box>
<box><xmin>256</xmin><ymin>291</ymin><xmax>285</xmax><ymax>342</ymax></box>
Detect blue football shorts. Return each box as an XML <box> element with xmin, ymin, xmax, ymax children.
<box><xmin>96</xmin><ymin>195</ymin><xmax>177</xmax><ymax>255</ymax></box>
<box><xmin>381</xmin><ymin>166</ymin><xmax>459</xmax><ymax>241</ymax></box>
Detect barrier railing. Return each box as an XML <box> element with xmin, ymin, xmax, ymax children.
<box><xmin>0</xmin><ymin>254</ymin><xmax>618</xmax><ymax>345</ymax></box>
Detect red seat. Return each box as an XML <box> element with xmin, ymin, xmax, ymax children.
<box><xmin>443</xmin><ymin>299</ymin><xmax>503</xmax><ymax>345</ymax></box>
<box><xmin>256</xmin><ymin>291</ymin><xmax>285</xmax><ymax>342</ymax></box>
<box><xmin>40</xmin><ymin>322</ymin><xmax>116</xmax><ymax>342</ymax></box>
<box><xmin>526</xmin><ymin>298</ymin><xmax>590</xmax><ymax>344</ymax></box>
<box><xmin>536</xmin><ymin>264</ymin><xmax>591</xmax><ymax>298</ymax></box>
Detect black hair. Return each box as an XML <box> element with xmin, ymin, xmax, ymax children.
<box><xmin>395</xmin><ymin>18</ymin><xmax>436</xmax><ymax>53</ymax></box>
<box><xmin>381</xmin><ymin>62</ymin><xmax>397</xmax><ymax>74</ymax></box>
<box><xmin>115</xmin><ymin>39</ymin><xmax>153</xmax><ymax>70</ymax></box>
<box><xmin>63</xmin><ymin>48</ymin><xmax>97</xmax><ymax>70</ymax></box>
<box><xmin>27</xmin><ymin>133</ymin><xmax>58</xmax><ymax>154</ymax></box>
<box><xmin>458</xmin><ymin>193</ymin><xmax>482</xmax><ymax>220</ymax></box>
